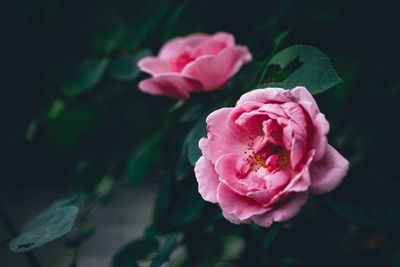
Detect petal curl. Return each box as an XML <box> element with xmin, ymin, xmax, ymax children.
<box><xmin>138</xmin><ymin>73</ymin><xmax>202</xmax><ymax>100</ymax></box>
<box><xmin>251</xmin><ymin>192</ymin><xmax>308</xmax><ymax>227</ymax></box>
<box><xmin>236</xmin><ymin>87</ymin><xmax>290</xmax><ymax>106</ymax></box>
<box><xmin>182</xmin><ymin>46</ymin><xmax>252</xmax><ymax>91</ymax></box>
<box><xmin>309</xmin><ymin>145</ymin><xmax>349</xmax><ymax>195</ymax></box>
<box><xmin>137</xmin><ymin>57</ymin><xmax>172</xmax><ymax>75</ymax></box>
<box><xmin>194</xmin><ymin>156</ymin><xmax>219</xmax><ymax>203</ymax></box>
<box><xmin>217</xmin><ymin>183</ymin><xmax>267</xmax><ymax>221</ymax></box>
<box><xmin>199</xmin><ymin>108</ymin><xmax>247</xmax><ymax>164</ymax></box>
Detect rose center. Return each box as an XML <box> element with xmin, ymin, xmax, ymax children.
<box><xmin>170</xmin><ymin>50</ymin><xmax>196</xmax><ymax>72</ymax></box>
<box><xmin>238</xmin><ymin>138</ymin><xmax>289</xmax><ymax>178</ymax></box>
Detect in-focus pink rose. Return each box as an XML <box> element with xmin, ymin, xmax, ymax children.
<box><xmin>137</xmin><ymin>32</ymin><xmax>252</xmax><ymax>99</ymax></box>
<box><xmin>194</xmin><ymin>86</ymin><xmax>349</xmax><ymax>227</ymax></box>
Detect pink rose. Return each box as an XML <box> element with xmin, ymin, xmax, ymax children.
<box><xmin>194</xmin><ymin>87</ymin><xmax>349</xmax><ymax>227</ymax></box>
<box><xmin>137</xmin><ymin>32</ymin><xmax>252</xmax><ymax>99</ymax></box>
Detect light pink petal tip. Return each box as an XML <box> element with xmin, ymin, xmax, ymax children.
<box><xmin>194</xmin><ymin>156</ymin><xmax>219</xmax><ymax>203</ymax></box>
<box><xmin>137</xmin><ymin>57</ymin><xmax>172</xmax><ymax>75</ymax></box>
<box><xmin>138</xmin><ymin>74</ymin><xmax>202</xmax><ymax>100</ymax></box>
<box><xmin>158</xmin><ymin>33</ymin><xmax>210</xmax><ymax>60</ymax></box>
<box><xmin>309</xmin><ymin>145</ymin><xmax>349</xmax><ymax>195</ymax></box>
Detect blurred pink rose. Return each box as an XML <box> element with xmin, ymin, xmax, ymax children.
<box><xmin>137</xmin><ymin>32</ymin><xmax>252</xmax><ymax>99</ymax></box>
<box><xmin>194</xmin><ymin>86</ymin><xmax>349</xmax><ymax>227</ymax></box>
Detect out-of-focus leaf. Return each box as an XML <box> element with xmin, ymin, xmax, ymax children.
<box><xmin>109</xmin><ymin>49</ymin><xmax>152</xmax><ymax>81</ymax></box>
<box><xmin>330</xmin><ymin>201</ymin><xmax>400</xmax><ymax>227</ymax></box>
<box><xmin>150</xmin><ymin>234</ymin><xmax>179</xmax><ymax>267</ymax></box>
<box><xmin>9</xmin><ymin>206</ymin><xmax>79</xmax><ymax>252</ymax></box>
<box><xmin>49</xmin><ymin>193</ymin><xmax>88</xmax><ymax>210</ymax></box>
<box><xmin>163</xmin><ymin>0</ymin><xmax>191</xmax><ymax>41</ymax></box>
<box><xmin>47</xmin><ymin>107</ymin><xmax>97</xmax><ymax>155</ymax></box>
<box><xmin>124</xmin><ymin>4</ymin><xmax>169</xmax><ymax>50</ymax></box>
<box><xmin>263</xmin><ymin>222</ymin><xmax>282</xmax><ymax>250</ymax></box>
<box><xmin>64</xmin><ymin>227</ymin><xmax>95</xmax><ymax>248</ymax></box>
<box><xmin>112</xmin><ymin>236</ymin><xmax>159</xmax><ymax>267</ymax></box>
<box><xmin>126</xmin><ymin>133</ymin><xmax>161</xmax><ymax>187</ymax></box>
<box><xmin>260</xmin><ymin>45</ymin><xmax>342</xmax><ymax>94</ymax></box>
<box><xmin>62</xmin><ymin>58</ymin><xmax>109</xmax><ymax>97</ymax></box>
<box><xmin>47</xmin><ymin>99</ymin><xmax>66</xmax><ymax>119</ymax></box>
<box><xmin>93</xmin><ymin>21</ymin><xmax>126</xmax><ymax>54</ymax></box>
<box><xmin>183</xmin><ymin>117</ymin><xmax>207</xmax><ymax>166</ymax></box>
<box><xmin>273</xmin><ymin>30</ymin><xmax>289</xmax><ymax>51</ymax></box>
<box><xmin>170</xmin><ymin>178</ymin><xmax>205</xmax><ymax>226</ymax></box>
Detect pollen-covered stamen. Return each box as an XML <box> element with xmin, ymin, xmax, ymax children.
<box><xmin>238</xmin><ymin>136</ymin><xmax>290</xmax><ymax>178</ymax></box>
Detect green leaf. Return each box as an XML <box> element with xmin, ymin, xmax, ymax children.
<box><xmin>62</xmin><ymin>58</ymin><xmax>109</xmax><ymax>97</ymax></box>
<box><xmin>150</xmin><ymin>234</ymin><xmax>179</xmax><ymax>267</ymax></box>
<box><xmin>124</xmin><ymin>4</ymin><xmax>169</xmax><ymax>50</ymax></box>
<box><xmin>49</xmin><ymin>193</ymin><xmax>88</xmax><ymax>210</ymax></box>
<box><xmin>170</xmin><ymin>178</ymin><xmax>205</xmax><ymax>226</ymax></box>
<box><xmin>330</xmin><ymin>201</ymin><xmax>400</xmax><ymax>227</ymax></box>
<box><xmin>163</xmin><ymin>0</ymin><xmax>191</xmax><ymax>42</ymax></box>
<box><xmin>109</xmin><ymin>49</ymin><xmax>152</xmax><ymax>81</ymax></box>
<box><xmin>261</xmin><ymin>45</ymin><xmax>342</xmax><ymax>94</ymax></box>
<box><xmin>92</xmin><ymin>21</ymin><xmax>126</xmax><ymax>54</ymax></box>
<box><xmin>126</xmin><ymin>133</ymin><xmax>162</xmax><ymax>187</ymax></box>
<box><xmin>112</xmin><ymin>236</ymin><xmax>159</xmax><ymax>267</ymax></box>
<box><xmin>9</xmin><ymin>206</ymin><xmax>79</xmax><ymax>252</ymax></box>
<box><xmin>263</xmin><ymin>222</ymin><xmax>282</xmax><ymax>250</ymax></box>
<box><xmin>64</xmin><ymin>227</ymin><xmax>95</xmax><ymax>248</ymax></box>
<box><xmin>183</xmin><ymin>117</ymin><xmax>207</xmax><ymax>166</ymax></box>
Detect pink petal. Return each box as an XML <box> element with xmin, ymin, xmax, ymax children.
<box><xmin>222</xmin><ymin>211</ymin><xmax>251</xmax><ymax>224</ymax></box>
<box><xmin>182</xmin><ymin>46</ymin><xmax>252</xmax><ymax>91</ymax></box>
<box><xmin>309</xmin><ymin>145</ymin><xmax>349</xmax><ymax>195</ymax></box>
<box><xmin>284</xmin><ymin>150</ymin><xmax>314</xmax><ymax>193</ymax></box>
<box><xmin>158</xmin><ymin>33</ymin><xmax>210</xmax><ymax>60</ymax></box>
<box><xmin>236</xmin><ymin>87</ymin><xmax>290</xmax><ymax>106</ymax></box>
<box><xmin>310</xmin><ymin>113</ymin><xmax>330</xmax><ymax>161</ymax></box>
<box><xmin>251</xmin><ymin>192</ymin><xmax>308</xmax><ymax>227</ymax></box>
<box><xmin>215</xmin><ymin>153</ymin><xmax>248</xmax><ymax>195</ymax></box>
<box><xmin>138</xmin><ymin>73</ymin><xmax>202</xmax><ymax>99</ymax></box>
<box><xmin>194</xmin><ymin>156</ymin><xmax>219</xmax><ymax>203</ymax></box>
<box><xmin>199</xmin><ymin>108</ymin><xmax>248</xmax><ymax>164</ymax></box>
<box><xmin>137</xmin><ymin>57</ymin><xmax>172</xmax><ymax>75</ymax></box>
<box><xmin>286</xmin><ymin>86</ymin><xmax>321</xmax><ymax>122</ymax></box>
<box><xmin>211</xmin><ymin>32</ymin><xmax>235</xmax><ymax>46</ymax></box>
<box><xmin>217</xmin><ymin>183</ymin><xmax>267</xmax><ymax>221</ymax></box>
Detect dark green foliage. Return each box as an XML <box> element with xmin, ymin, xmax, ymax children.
<box><xmin>64</xmin><ymin>227</ymin><xmax>95</xmax><ymax>248</ymax></box>
<box><xmin>112</xmin><ymin>236</ymin><xmax>159</xmax><ymax>267</ymax></box>
<box><xmin>150</xmin><ymin>234</ymin><xmax>179</xmax><ymax>267</ymax></box>
<box><xmin>62</xmin><ymin>58</ymin><xmax>109</xmax><ymax>97</ymax></box>
<box><xmin>9</xmin><ymin>206</ymin><xmax>79</xmax><ymax>252</ymax></box>
<box><xmin>260</xmin><ymin>45</ymin><xmax>343</xmax><ymax>94</ymax></box>
<box><xmin>126</xmin><ymin>133</ymin><xmax>161</xmax><ymax>187</ymax></box>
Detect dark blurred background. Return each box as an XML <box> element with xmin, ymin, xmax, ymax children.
<box><xmin>1</xmin><ymin>0</ymin><xmax>400</xmax><ymax>266</ymax></box>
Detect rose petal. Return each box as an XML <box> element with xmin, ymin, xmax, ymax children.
<box><xmin>182</xmin><ymin>46</ymin><xmax>252</xmax><ymax>91</ymax></box>
<box><xmin>309</xmin><ymin>145</ymin><xmax>349</xmax><ymax>195</ymax></box>
<box><xmin>251</xmin><ymin>192</ymin><xmax>309</xmax><ymax>227</ymax></box>
<box><xmin>158</xmin><ymin>33</ymin><xmax>210</xmax><ymax>60</ymax></box>
<box><xmin>236</xmin><ymin>87</ymin><xmax>290</xmax><ymax>106</ymax></box>
<box><xmin>199</xmin><ymin>108</ymin><xmax>248</xmax><ymax>164</ymax></box>
<box><xmin>194</xmin><ymin>156</ymin><xmax>219</xmax><ymax>203</ymax></box>
<box><xmin>222</xmin><ymin>211</ymin><xmax>251</xmax><ymax>225</ymax></box>
<box><xmin>137</xmin><ymin>57</ymin><xmax>172</xmax><ymax>75</ymax></box>
<box><xmin>215</xmin><ymin>153</ymin><xmax>248</xmax><ymax>195</ymax></box>
<box><xmin>217</xmin><ymin>183</ymin><xmax>267</xmax><ymax>220</ymax></box>
<box><xmin>310</xmin><ymin>113</ymin><xmax>330</xmax><ymax>161</ymax></box>
<box><xmin>138</xmin><ymin>73</ymin><xmax>202</xmax><ymax>99</ymax></box>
